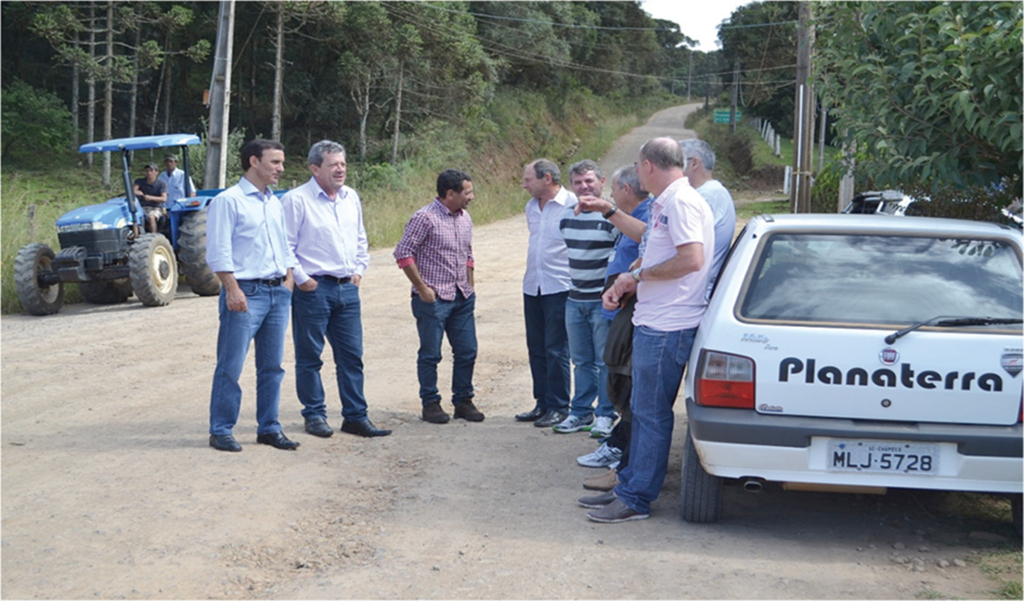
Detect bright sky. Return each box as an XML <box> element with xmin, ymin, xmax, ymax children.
<box><xmin>642</xmin><ymin>0</ymin><xmax>751</xmax><ymax>51</ymax></box>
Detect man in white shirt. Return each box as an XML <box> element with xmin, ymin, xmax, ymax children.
<box><xmin>515</xmin><ymin>159</ymin><xmax>577</xmax><ymax>428</ymax></box>
<box><xmin>157</xmin><ymin>154</ymin><xmax>196</xmax><ymax>203</ymax></box>
<box><xmin>281</xmin><ymin>140</ymin><xmax>391</xmax><ymax>439</ymax></box>
<box><xmin>581</xmin><ymin>138</ymin><xmax>714</xmax><ymax>523</ymax></box>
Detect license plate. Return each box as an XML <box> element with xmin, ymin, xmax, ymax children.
<box><xmin>826</xmin><ymin>439</ymin><xmax>939</xmax><ymax>475</ymax></box>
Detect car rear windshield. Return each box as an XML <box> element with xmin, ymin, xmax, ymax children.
<box><xmin>740</xmin><ymin>233</ymin><xmax>1023</xmax><ymax>327</ymax></box>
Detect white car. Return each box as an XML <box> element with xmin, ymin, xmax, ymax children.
<box><xmin>682</xmin><ymin>214</ymin><xmax>1023</xmax><ymax>530</ymax></box>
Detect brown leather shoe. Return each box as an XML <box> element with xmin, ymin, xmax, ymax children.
<box><xmin>422</xmin><ymin>401</ymin><xmax>451</xmax><ymax>424</ymax></box>
<box><xmin>583</xmin><ymin>468</ymin><xmax>619</xmax><ymax>491</ymax></box>
<box><xmin>453</xmin><ymin>400</ymin><xmax>485</xmax><ymax>422</ymax></box>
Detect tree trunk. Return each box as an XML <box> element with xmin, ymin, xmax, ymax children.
<box><xmin>87</xmin><ymin>2</ymin><xmax>96</xmax><ymax>166</ymax></box>
<box><xmin>128</xmin><ymin>25</ymin><xmax>140</xmax><ymax>138</ymax></box>
<box><xmin>102</xmin><ymin>0</ymin><xmax>114</xmax><ymax>188</ymax></box>
<box><xmin>161</xmin><ymin>35</ymin><xmax>172</xmax><ymax>134</ymax></box>
<box><xmin>71</xmin><ymin>29</ymin><xmax>80</xmax><ymax>150</ymax></box>
<box><xmin>359</xmin><ymin>77</ymin><xmax>370</xmax><ymax>163</ymax></box>
<box><xmin>271</xmin><ymin>8</ymin><xmax>284</xmax><ymax>141</ymax></box>
<box><xmin>391</xmin><ymin>58</ymin><xmax>403</xmax><ymax>165</ymax></box>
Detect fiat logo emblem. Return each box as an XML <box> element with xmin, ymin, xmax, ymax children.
<box><xmin>879</xmin><ymin>348</ymin><xmax>899</xmax><ymax>365</ymax></box>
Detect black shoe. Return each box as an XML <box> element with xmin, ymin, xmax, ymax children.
<box><xmin>514</xmin><ymin>404</ymin><xmax>544</xmax><ymax>422</ymax></box>
<box><xmin>304</xmin><ymin>417</ymin><xmax>334</xmax><ymax>438</ymax></box>
<box><xmin>453</xmin><ymin>401</ymin><xmax>485</xmax><ymax>422</ymax></box>
<box><xmin>422</xmin><ymin>401</ymin><xmax>451</xmax><ymax>424</ymax></box>
<box><xmin>534</xmin><ymin>409</ymin><xmax>568</xmax><ymax>428</ymax></box>
<box><xmin>256</xmin><ymin>432</ymin><xmax>300</xmax><ymax>450</ymax></box>
<box><xmin>209</xmin><ymin>434</ymin><xmax>242</xmax><ymax>452</ymax></box>
<box><xmin>341</xmin><ymin>418</ymin><xmax>392</xmax><ymax>437</ymax></box>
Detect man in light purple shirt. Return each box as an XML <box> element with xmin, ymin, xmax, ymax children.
<box><xmin>281</xmin><ymin>140</ymin><xmax>391</xmax><ymax>439</ymax></box>
<box><xmin>206</xmin><ymin>139</ymin><xmax>299</xmax><ymax>453</ymax></box>
<box><xmin>515</xmin><ymin>159</ymin><xmax>578</xmax><ymax>428</ymax></box>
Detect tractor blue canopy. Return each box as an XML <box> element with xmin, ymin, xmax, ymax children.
<box><xmin>79</xmin><ymin>133</ymin><xmax>201</xmax><ymax>154</ymax></box>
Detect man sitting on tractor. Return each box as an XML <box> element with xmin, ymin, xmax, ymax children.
<box><xmin>133</xmin><ymin>163</ymin><xmax>168</xmax><ymax>233</ymax></box>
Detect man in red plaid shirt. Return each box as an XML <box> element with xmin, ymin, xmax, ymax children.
<box><xmin>394</xmin><ymin>169</ymin><xmax>485</xmax><ymax>424</ymax></box>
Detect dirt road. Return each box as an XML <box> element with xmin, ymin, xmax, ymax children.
<box><xmin>2</xmin><ymin>104</ymin><xmax>1017</xmax><ymax>599</ymax></box>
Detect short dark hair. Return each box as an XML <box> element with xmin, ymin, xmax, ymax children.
<box><xmin>240</xmin><ymin>139</ymin><xmax>284</xmax><ymax>172</ymax></box>
<box><xmin>568</xmin><ymin>159</ymin><xmax>603</xmax><ymax>180</ymax></box>
<box><xmin>437</xmin><ymin>169</ymin><xmax>472</xmax><ymax>198</ymax></box>
<box><xmin>639</xmin><ymin>138</ymin><xmax>685</xmax><ymax>171</ymax></box>
<box><xmin>530</xmin><ymin>159</ymin><xmax>561</xmax><ymax>184</ymax></box>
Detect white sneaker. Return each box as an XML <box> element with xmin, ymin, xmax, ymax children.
<box><xmin>576</xmin><ymin>442</ymin><xmax>623</xmax><ymax>468</ymax></box>
<box><xmin>589</xmin><ymin>416</ymin><xmax>615</xmax><ymax>438</ymax></box>
<box><xmin>553</xmin><ymin>413</ymin><xmax>594</xmax><ymax>434</ymax></box>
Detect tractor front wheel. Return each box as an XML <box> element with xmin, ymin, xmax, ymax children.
<box><xmin>129</xmin><ymin>233</ymin><xmax>177</xmax><ymax>306</ymax></box>
<box><xmin>14</xmin><ymin>243</ymin><xmax>63</xmax><ymax>315</ymax></box>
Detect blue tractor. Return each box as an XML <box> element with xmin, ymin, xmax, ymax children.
<box><xmin>14</xmin><ymin>134</ymin><xmax>221</xmax><ymax>315</ymax></box>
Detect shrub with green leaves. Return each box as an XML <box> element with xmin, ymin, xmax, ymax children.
<box><xmin>2</xmin><ymin>79</ymin><xmax>74</xmax><ymax>160</ymax></box>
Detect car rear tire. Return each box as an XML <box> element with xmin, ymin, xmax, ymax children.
<box><xmin>681</xmin><ymin>426</ymin><xmax>724</xmax><ymax>523</ymax></box>
<box><xmin>14</xmin><ymin>243</ymin><xmax>63</xmax><ymax>315</ymax></box>
<box><xmin>79</xmin><ymin>278</ymin><xmax>132</xmax><ymax>304</ymax></box>
<box><xmin>177</xmin><ymin>209</ymin><xmax>221</xmax><ymax>296</ymax></box>
<box><xmin>1012</xmin><ymin>494</ymin><xmax>1022</xmax><ymax>536</ymax></box>
<box><xmin>129</xmin><ymin>233</ymin><xmax>177</xmax><ymax>307</ymax></box>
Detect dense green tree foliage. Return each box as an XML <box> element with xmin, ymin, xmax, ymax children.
<box><xmin>1</xmin><ymin>79</ymin><xmax>74</xmax><ymax>159</ymax></box>
<box><xmin>814</xmin><ymin>1</ymin><xmax>1023</xmax><ymax>194</ymax></box>
<box><xmin>3</xmin><ymin>1</ymin><xmax>715</xmax><ymax>167</ymax></box>
<box><xmin>718</xmin><ymin>1</ymin><xmax>798</xmax><ymax>136</ymax></box>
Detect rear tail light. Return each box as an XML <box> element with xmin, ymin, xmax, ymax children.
<box><xmin>695</xmin><ymin>350</ymin><xmax>755</xmax><ymax>409</ymax></box>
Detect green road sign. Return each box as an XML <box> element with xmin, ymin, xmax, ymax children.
<box><xmin>714</xmin><ymin>109</ymin><xmax>742</xmax><ymax>124</ymax></box>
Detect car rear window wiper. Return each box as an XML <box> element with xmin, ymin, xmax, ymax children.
<box><xmin>885</xmin><ymin>316</ymin><xmax>1023</xmax><ymax>344</ymax></box>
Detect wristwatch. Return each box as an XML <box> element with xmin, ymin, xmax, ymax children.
<box><xmin>603</xmin><ymin>206</ymin><xmax>618</xmax><ymax>219</ymax></box>
<box><xmin>630</xmin><ymin>267</ymin><xmax>643</xmax><ymax>282</ymax></box>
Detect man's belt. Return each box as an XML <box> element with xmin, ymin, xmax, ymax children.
<box><xmin>314</xmin><ymin>274</ymin><xmax>352</xmax><ymax>285</ymax></box>
<box><xmin>239</xmin><ymin>277</ymin><xmax>283</xmax><ymax>286</ymax></box>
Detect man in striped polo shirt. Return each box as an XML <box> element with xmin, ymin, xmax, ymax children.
<box><xmin>552</xmin><ymin>160</ymin><xmax>620</xmax><ymax>436</ymax></box>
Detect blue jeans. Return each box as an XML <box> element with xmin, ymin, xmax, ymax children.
<box><xmin>411</xmin><ymin>290</ymin><xmax>477</xmax><ymax>407</ymax></box>
<box><xmin>523</xmin><ymin>292</ymin><xmax>570</xmax><ymax>411</ymax></box>
<box><xmin>565</xmin><ymin>298</ymin><xmax>615</xmax><ymax>419</ymax></box>
<box><xmin>614</xmin><ymin>325</ymin><xmax>698</xmax><ymax>514</ymax></box>
<box><xmin>291</xmin><ymin>279</ymin><xmax>368</xmax><ymax>421</ymax></box>
<box><xmin>209</xmin><ymin>281</ymin><xmax>292</xmax><ymax>436</ymax></box>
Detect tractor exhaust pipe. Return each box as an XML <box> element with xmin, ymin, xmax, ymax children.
<box><xmin>742</xmin><ymin>478</ymin><xmax>764</xmax><ymax>493</ymax></box>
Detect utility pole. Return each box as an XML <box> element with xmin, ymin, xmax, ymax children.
<box><xmin>730</xmin><ymin>60</ymin><xmax>739</xmax><ymax>134</ymax></box>
<box><xmin>687</xmin><ymin>51</ymin><xmax>692</xmax><ymax>101</ymax></box>
<box><xmin>791</xmin><ymin>1</ymin><xmax>814</xmax><ymax>213</ymax></box>
<box><xmin>205</xmin><ymin>0</ymin><xmax>234</xmax><ymax>190</ymax></box>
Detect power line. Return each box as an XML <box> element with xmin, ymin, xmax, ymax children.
<box><xmin>415</xmin><ymin>2</ymin><xmax>680</xmax><ymax>32</ymax></box>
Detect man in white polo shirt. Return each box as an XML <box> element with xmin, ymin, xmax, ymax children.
<box><xmin>580</xmin><ymin>137</ymin><xmax>714</xmax><ymax>523</ymax></box>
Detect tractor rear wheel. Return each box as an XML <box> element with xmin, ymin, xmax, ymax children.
<box><xmin>79</xmin><ymin>278</ymin><xmax>132</xmax><ymax>304</ymax></box>
<box><xmin>14</xmin><ymin>243</ymin><xmax>63</xmax><ymax>315</ymax></box>
<box><xmin>129</xmin><ymin>233</ymin><xmax>177</xmax><ymax>306</ymax></box>
<box><xmin>177</xmin><ymin>209</ymin><xmax>220</xmax><ymax>296</ymax></box>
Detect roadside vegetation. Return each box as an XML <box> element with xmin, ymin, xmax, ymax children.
<box><xmin>1</xmin><ymin>88</ymin><xmax>668</xmax><ymax>314</ymax></box>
